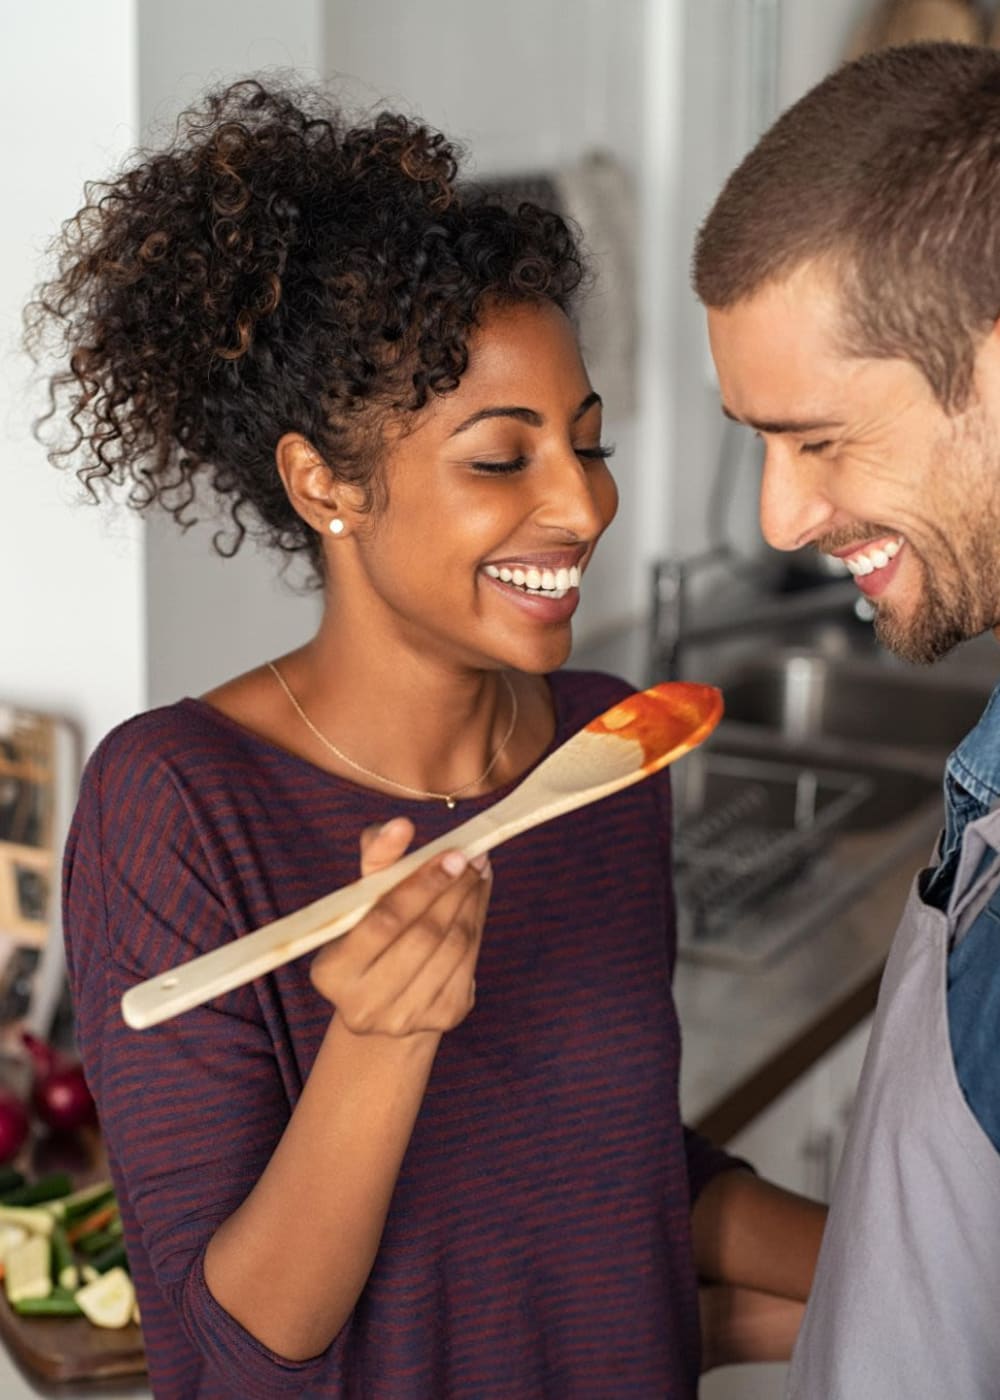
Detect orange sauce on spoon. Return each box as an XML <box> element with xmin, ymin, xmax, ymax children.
<box><xmin>585</xmin><ymin>682</ymin><xmax>724</xmax><ymax>772</ymax></box>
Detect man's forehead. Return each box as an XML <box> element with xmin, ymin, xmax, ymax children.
<box><xmin>706</xmin><ymin>269</ymin><xmax>853</xmax><ymax>421</ymax></box>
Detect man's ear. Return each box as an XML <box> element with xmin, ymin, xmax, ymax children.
<box><xmin>275</xmin><ymin>432</ymin><xmax>366</xmax><ymax>536</ymax></box>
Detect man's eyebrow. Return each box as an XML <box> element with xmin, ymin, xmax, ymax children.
<box><xmin>721</xmin><ymin>404</ymin><xmax>843</xmax><ymax>434</ymax></box>
<box><xmin>449</xmin><ymin>391</ymin><xmax>602</xmax><ymax>438</ymax></box>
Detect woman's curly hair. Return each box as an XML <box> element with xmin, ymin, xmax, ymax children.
<box><xmin>26</xmin><ymin>79</ymin><xmax>586</xmax><ymax>571</ymax></box>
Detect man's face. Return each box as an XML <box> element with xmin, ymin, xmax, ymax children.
<box><xmin>706</xmin><ymin>261</ymin><xmax>1000</xmax><ymax>664</ymax></box>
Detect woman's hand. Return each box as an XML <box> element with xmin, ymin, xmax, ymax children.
<box><xmin>309</xmin><ymin>817</ymin><xmax>491</xmax><ymax>1036</ymax></box>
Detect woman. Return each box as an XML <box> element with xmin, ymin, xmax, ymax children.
<box><xmin>32</xmin><ymin>80</ymin><xmax>823</xmax><ymax>1397</ymax></box>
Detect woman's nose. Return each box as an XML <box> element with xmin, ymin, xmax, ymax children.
<box><xmin>758</xmin><ymin>444</ymin><xmax>835</xmax><ymax>552</ymax></box>
<box><xmin>534</xmin><ymin>449</ymin><xmax>617</xmax><ymax>540</ymax></box>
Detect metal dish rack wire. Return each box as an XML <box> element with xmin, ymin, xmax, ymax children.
<box><xmin>673</xmin><ymin>750</ymin><xmax>874</xmax><ymax>961</ymax></box>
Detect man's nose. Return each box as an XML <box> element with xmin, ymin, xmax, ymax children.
<box><xmin>758</xmin><ymin>444</ymin><xmax>835</xmax><ymax>552</ymax></box>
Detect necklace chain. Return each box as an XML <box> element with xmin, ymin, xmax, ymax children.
<box><xmin>267</xmin><ymin>662</ymin><xmax>519</xmax><ymax>809</ymax></box>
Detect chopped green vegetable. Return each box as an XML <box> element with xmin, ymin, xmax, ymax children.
<box><xmin>77</xmin><ymin>1226</ymin><xmax>122</xmax><ymax>1257</ymax></box>
<box><xmin>0</xmin><ymin>1166</ymin><xmax>26</xmax><ymax>1195</ymax></box>
<box><xmin>5</xmin><ymin>1234</ymin><xmax>51</xmax><ymax>1304</ymax></box>
<box><xmin>1</xmin><ymin>1174</ymin><xmax>132</xmax><ymax>1330</ymax></box>
<box><xmin>0</xmin><ymin>1172</ymin><xmax>73</xmax><ymax>1208</ymax></box>
<box><xmin>49</xmin><ymin>1181</ymin><xmax>114</xmax><ymax>1224</ymax></box>
<box><xmin>0</xmin><ymin>1223</ymin><xmax>28</xmax><ymax>1260</ymax></box>
<box><xmin>50</xmin><ymin>1224</ymin><xmax>79</xmax><ymax>1291</ymax></box>
<box><xmin>89</xmin><ymin>1239</ymin><xmax>128</xmax><ymax>1275</ymax></box>
<box><xmin>75</xmin><ymin>1267</ymin><xmax>135</xmax><ymax>1329</ymax></box>
<box><xmin>0</xmin><ymin>1205</ymin><xmax>55</xmax><ymax>1237</ymax></box>
<box><xmin>13</xmin><ymin>1291</ymin><xmax>84</xmax><ymax>1317</ymax></box>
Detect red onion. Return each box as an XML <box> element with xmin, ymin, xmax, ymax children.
<box><xmin>21</xmin><ymin>1032</ymin><xmax>97</xmax><ymax>1133</ymax></box>
<box><xmin>0</xmin><ymin>1090</ymin><xmax>30</xmax><ymax>1164</ymax></box>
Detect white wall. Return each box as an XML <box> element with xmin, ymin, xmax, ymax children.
<box><xmin>2</xmin><ymin>0</ymin><xmax>330</xmax><ymax>743</ymax></box>
<box><xmin>670</xmin><ymin>0</ymin><xmax>869</xmax><ymax>568</ymax></box>
<box><xmin>138</xmin><ymin>0</ymin><xmax>326</xmax><ymax>706</ymax></box>
<box><xmin>0</xmin><ymin>1</ymin><xmax>143</xmax><ymax>757</ymax></box>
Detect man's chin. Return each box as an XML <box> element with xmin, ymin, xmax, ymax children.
<box><xmin>871</xmin><ymin>603</ymin><xmax>967</xmax><ymax>666</ymax></box>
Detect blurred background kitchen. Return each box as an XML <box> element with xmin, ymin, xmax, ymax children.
<box><xmin>3</xmin><ymin>2</ymin><xmax>1000</xmax><ymax>1395</ymax></box>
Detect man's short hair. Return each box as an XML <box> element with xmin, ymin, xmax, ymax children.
<box><xmin>693</xmin><ymin>42</ymin><xmax>1000</xmax><ymax>412</ymax></box>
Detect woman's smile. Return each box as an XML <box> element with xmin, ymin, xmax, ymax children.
<box><xmin>330</xmin><ymin>300</ymin><xmax>618</xmax><ymax>675</ymax></box>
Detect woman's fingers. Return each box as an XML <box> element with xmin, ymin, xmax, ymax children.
<box><xmin>367</xmin><ymin>858</ymin><xmax>491</xmax><ymax>1032</ymax></box>
<box><xmin>311</xmin><ymin>847</ymin><xmax>491</xmax><ymax>1032</ymax></box>
<box><xmin>359</xmin><ymin>817</ymin><xmax>415</xmax><ymax>877</ymax></box>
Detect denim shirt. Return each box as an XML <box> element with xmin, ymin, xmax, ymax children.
<box><xmin>924</xmin><ymin>681</ymin><xmax>1000</xmax><ymax>1153</ymax></box>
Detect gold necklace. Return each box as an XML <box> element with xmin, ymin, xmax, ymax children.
<box><xmin>267</xmin><ymin>662</ymin><xmax>519</xmax><ymax>809</ymax></box>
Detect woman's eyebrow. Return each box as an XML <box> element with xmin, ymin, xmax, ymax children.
<box><xmin>449</xmin><ymin>391</ymin><xmax>603</xmax><ymax>438</ymax></box>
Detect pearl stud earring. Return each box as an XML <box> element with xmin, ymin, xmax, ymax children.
<box><xmin>328</xmin><ymin>517</ymin><xmax>345</xmax><ymax>536</ymax></box>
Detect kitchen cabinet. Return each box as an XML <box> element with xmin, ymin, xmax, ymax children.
<box><xmin>699</xmin><ymin>1014</ymin><xmax>873</xmax><ymax>1400</ymax></box>
<box><xmin>724</xmin><ymin>1013</ymin><xmax>872</xmax><ymax>1201</ymax></box>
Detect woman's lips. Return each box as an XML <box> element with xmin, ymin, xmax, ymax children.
<box><xmin>480</xmin><ymin>567</ymin><xmax>581</xmax><ymax>622</ymax></box>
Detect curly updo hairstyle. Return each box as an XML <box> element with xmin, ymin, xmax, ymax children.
<box><xmin>27</xmin><ymin>79</ymin><xmax>585</xmax><ymax>571</ymax></box>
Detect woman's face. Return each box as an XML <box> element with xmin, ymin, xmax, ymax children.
<box><xmin>333</xmin><ymin>299</ymin><xmax>618</xmax><ymax>675</ymax></box>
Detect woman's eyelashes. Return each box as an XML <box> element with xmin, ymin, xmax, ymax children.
<box><xmin>469</xmin><ymin>443</ymin><xmax>616</xmax><ymax>476</ymax></box>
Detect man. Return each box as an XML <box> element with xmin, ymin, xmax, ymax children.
<box><xmin>694</xmin><ymin>41</ymin><xmax>1000</xmax><ymax>1400</ymax></box>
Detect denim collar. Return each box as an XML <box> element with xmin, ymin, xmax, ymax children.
<box><xmin>941</xmin><ymin>681</ymin><xmax>1000</xmax><ymax>855</ymax></box>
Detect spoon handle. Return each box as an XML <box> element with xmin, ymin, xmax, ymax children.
<box><xmin>120</xmin><ymin>801</ymin><xmax>509</xmax><ymax>1030</ymax></box>
<box><xmin>120</xmin><ymin>749</ymin><xmax>635</xmax><ymax>1031</ymax></box>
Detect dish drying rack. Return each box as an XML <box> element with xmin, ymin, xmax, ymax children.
<box><xmin>673</xmin><ymin>750</ymin><xmax>873</xmax><ymax>966</ymax></box>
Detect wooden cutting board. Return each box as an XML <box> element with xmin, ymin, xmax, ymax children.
<box><xmin>0</xmin><ymin>1303</ymin><xmax>145</xmax><ymax>1384</ymax></box>
<box><xmin>0</xmin><ymin>1127</ymin><xmax>145</xmax><ymax>1384</ymax></box>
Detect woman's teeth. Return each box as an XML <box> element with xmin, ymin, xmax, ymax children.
<box><xmin>845</xmin><ymin>538</ymin><xmax>902</xmax><ymax>577</ymax></box>
<box><xmin>484</xmin><ymin>563</ymin><xmax>581</xmax><ymax>598</ymax></box>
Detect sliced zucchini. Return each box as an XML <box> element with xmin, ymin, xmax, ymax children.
<box><xmin>0</xmin><ymin>1223</ymin><xmax>28</xmax><ymax>1260</ymax></box>
<box><xmin>75</xmin><ymin>1268</ymin><xmax>135</xmax><ymax>1329</ymax></box>
<box><xmin>89</xmin><ymin>1239</ymin><xmax>127</xmax><ymax>1275</ymax></box>
<box><xmin>0</xmin><ymin>1172</ymin><xmax>73</xmax><ymax>1208</ymax></box>
<box><xmin>49</xmin><ymin>1181</ymin><xmax>114</xmax><ymax>1224</ymax></box>
<box><xmin>13</xmin><ymin>1291</ymin><xmax>84</xmax><ymax>1317</ymax></box>
<box><xmin>5</xmin><ymin>1234</ymin><xmax>51</xmax><ymax>1303</ymax></box>
<box><xmin>0</xmin><ymin>1205</ymin><xmax>55</xmax><ymax>1237</ymax></box>
<box><xmin>78</xmin><ymin>1227</ymin><xmax>121</xmax><ymax>1257</ymax></box>
<box><xmin>50</xmin><ymin>1223</ymin><xmax>79</xmax><ymax>1291</ymax></box>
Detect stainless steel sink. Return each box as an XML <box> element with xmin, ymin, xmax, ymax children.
<box><xmin>719</xmin><ymin>652</ymin><xmax>987</xmax><ymax>760</ymax></box>
<box><xmin>673</xmin><ymin>650</ymin><xmax>993</xmax><ymax>967</ymax></box>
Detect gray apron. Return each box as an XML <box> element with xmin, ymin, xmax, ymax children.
<box><xmin>786</xmin><ymin>803</ymin><xmax>1000</xmax><ymax>1399</ymax></box>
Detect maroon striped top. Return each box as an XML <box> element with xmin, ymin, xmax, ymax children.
<box><xmin>64</xmin><ymin>669</ymin><xmax>736</xmax><ymax>1398</ymax></box>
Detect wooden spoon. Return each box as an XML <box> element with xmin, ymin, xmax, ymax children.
<box><xmin>121</xmin><ymin>681</ymin><xmax>723</xmax><ymax>1030</ymax></box>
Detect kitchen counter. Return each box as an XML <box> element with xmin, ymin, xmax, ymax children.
<box><xmin>573</xmin><ymin>608</ymin><xmax>999</xmax><ymax>1144</ymax></box>
<box><xmin>677</xmin><ymin>831</ymin><xmax>921</xmax><ymax>1140</ymax></box>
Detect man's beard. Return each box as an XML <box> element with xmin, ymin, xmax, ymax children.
<box><xmin>870</xmin><ymin>546</ymin><xmax>987</xmax><ymax>665</ymax></box>
<box><xmin>819</xmin><ymin>413</ymin><xmax>1000</xmax><ymax>665</ymax></box>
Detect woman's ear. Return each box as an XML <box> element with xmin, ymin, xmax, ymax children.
<box><xmin>275</xmin><ymin>432</ymin><xmax>364</xmax><ymax>537</ymax></box>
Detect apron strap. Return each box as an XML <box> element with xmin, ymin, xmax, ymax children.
<box><xmin>950</xmin><ymin>804</ymin><xmax>1000</xmax><ymax>947</ymax></box>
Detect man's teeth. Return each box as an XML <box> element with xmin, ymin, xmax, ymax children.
<box><xmin>484</xmin><ymin>563</ymin><xmax>581</xmax><ymax>597</ymax></box>
<box><xmin>845</xmin><ymin>539</ymin><xmax>902</xmax><ymax>577</ymax></box>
